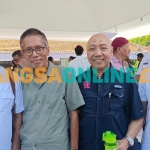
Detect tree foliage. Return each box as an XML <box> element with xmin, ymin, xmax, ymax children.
<box><xmin>129</xmin><ymin>35</ymin><xmax>150</xmax><ymax>46</ymax></box>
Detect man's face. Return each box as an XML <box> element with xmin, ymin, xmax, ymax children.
<box><xmin>119</xmin><ymin>43</ymin><xmax>130</xmax><ymax>59</ymax></box>
<box><xmin>21</xmin><ymin>35</ymin><xmax>49</xmax><ymax>69</ymax></box>
<box><xmin>87</xmin><ymin>34</ymin><xmax>113</xmax><ymax>70</ymax></box>
<box><xmin>13</xmin><ymin>54</ymin><xmax>22</xmax><ymax>66</ymax></box>
<box><xmin>137</xmin><ymin>56</ymin><xmax>142</xmax><ymax>62</ymax></box>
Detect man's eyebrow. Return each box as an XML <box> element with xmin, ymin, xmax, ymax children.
<box><xmin>89</xmin><ymin>45</ymin><xmax>96</xmax><ymax>47</ymax></box>
<box><xmin>89</xmin><ymin>44</ymin><xmax>107</xmax><ymax>47</ymax></box>
<box><xmin>100</xmin><ymin>44</ymin><xmax>107</xmax><ymax>46</ymax></box>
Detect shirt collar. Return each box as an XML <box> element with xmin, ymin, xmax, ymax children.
<box><xmin>111</xmin><ymin>56</ymin><xmax>125</xmax><ymax>65</ymax></box>
<box><xmin>90</xmin><ymin>63</ymin><xmax>112</xmax><ymax>81</ymax></box>
<box><xmin>76</xmin><ymin>56</ymin><xmax>82</xmax><ymax>58</ymax></box>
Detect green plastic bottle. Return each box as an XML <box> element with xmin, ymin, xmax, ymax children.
<box><xmin>102</xmin><ymin>131</ymin><xmax>118</xmax><ymax>150</ymax></box>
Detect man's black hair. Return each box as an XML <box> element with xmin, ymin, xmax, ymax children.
<box><xmin>12</xmin><ymin>50</ymin><xmax>22</xmax><ymax>57</ymax></box>
<box><xmin>75</xmin><ymin>45</ymin><xmax>84</xmax><ymax>55</ymax></box>
<box><xmin>20</xmin><ymin>28</ymin><xmax>48</xmax><ymax>48</ymax></box>
<box><xmin>48</xmin><ymin>56</ymin><xmax>53</xmax><ymax>62</ymax></box>
<box><xmin>69</xmin><ymin>56</ymin><xmax>76</xmax><ymax>61</ymax></box>
<box><xmin>137</xmin><ymin>53</ymin><xmax>144</xmax><ymax>58</ymax></box>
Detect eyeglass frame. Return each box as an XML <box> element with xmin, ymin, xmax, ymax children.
<box><xmin>22</xmin><ymin>46</ymin><xmax>47</xmax><ymax>56</ymax></box>
<box><xmin>13</xmin><ymin>55</ymin><xmax>23</xmax><ymax>63</ymax></box>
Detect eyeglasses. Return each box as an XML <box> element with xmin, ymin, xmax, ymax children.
<box><xmin>23</xmin><ymin>46</ymin><xmax>46</xmax><ymax>56</ymax></box>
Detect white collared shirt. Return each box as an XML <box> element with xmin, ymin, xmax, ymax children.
<box><xmin>0</xmin><ymin>66</ymin><xmax>24</xmax><ymax>150</ymax></box>
<box><xmin>136</xmin><ymin>54</ymin><xmax>150</xmax><ymax>75</ymax></box>
<box><xmin>138</xmin><ymin>82</ymin><xmax>150</xmax><ymax>150</ymax></box>
<box><xmin>68</xmin><ymin>56</ymin><xmax>90</xmax><ymax>76</ymax></box>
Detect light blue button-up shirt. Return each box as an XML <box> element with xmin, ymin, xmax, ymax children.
<box><xmin>139</xmin><ymin>82</ymin><xmax>150</xmax><ymax>150</ymax></box>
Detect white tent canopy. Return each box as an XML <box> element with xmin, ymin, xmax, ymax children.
<box><xmin>0</xmin><ymin>0</ymin><xmax>150</xmax><ymax>40</ymax></box>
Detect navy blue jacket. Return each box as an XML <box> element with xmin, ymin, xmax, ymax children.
<box><xmin>77</xmin><ymin>67</ymin><xmax>145</xmax><ymax>150</ymax></box>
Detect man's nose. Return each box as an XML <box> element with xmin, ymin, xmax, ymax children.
<box><xmin>32</xmin><ymin>49</ymin><xmax>38</xmax><ymax>57</ymax></box>
<box><xmin>95</xmin><ymin>48</ymin><xmax>102</xmax><ymax>56</ymax></box>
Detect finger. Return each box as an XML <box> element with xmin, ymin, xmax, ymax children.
<box><xmin>116</xmin><ymin>145</ymin><xmax>122</xmax><ymax>150</ymax></box>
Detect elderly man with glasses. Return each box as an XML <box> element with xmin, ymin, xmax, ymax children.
<box><xmin>19</xmin><ymin>28</ymin><xmax>85</xmax><ymax>150</ymax></box>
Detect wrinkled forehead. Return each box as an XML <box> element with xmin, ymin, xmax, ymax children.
<box><xmin>87</xmin><ymin>34</ymin><xmax>111</xmax><ymax>47</ymax></box>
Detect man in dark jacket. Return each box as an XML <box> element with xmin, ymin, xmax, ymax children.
<box><xmin>77</xmin><ymin>34</ymin><xmax>145</xmax><ymax>150</ymax></box>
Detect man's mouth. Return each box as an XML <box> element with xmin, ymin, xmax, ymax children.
<box><xmin>94</xmin><ymin>59</ymin><xmax>104</xmax><ymax>63</ymax></box>
<box><xmin>31</xmin><ymin>59</ymin><xmax>42</xmax><ymax>63</ymax></box>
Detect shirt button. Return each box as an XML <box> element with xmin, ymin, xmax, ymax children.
<box><xmin>35</xmin><ymin>129</ymin><xmax>37</xmax><ymax>132</ymax></box>
<box><xmin>38</xmin><ymin>101</ymin><xmax>40</xmax><ymax>103</ymax></box>
<box><xmin>34</xmin><ymin>144</ymin><xmax>36</xmax><ymax>147</ymax></box>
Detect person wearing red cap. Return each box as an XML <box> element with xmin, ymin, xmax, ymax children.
<box><xmin>111</xmin><ymin>37</ymin><xmax>130</xmax><ymax>72</ymax></box>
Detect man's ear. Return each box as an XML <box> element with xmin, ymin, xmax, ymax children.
<box><xmin>117</xmin><ymin>47</ymin><xmax>121</xmax><ymax>53</ymax></box>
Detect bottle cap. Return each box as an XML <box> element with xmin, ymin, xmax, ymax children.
<box><xmin>103</xmin><ymin>131</ymin><xmax>117</xmax><ymax>143</ymax></box>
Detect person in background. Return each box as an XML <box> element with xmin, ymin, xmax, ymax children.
<box><xmin>77</xmin><ymin>33</ymin><xmax>145</xmax><ymax>150</ymax></box>
<box><xmin>111</xmin><ymin>37</ymin><xmax>130</xmax><ymax>72</ymax></box>
<box><xmin>48</xmin><ymin>56</ymin><xmax>59</xmax><ymax>65</ymax></box>
<box><xmin>48</xmin><ymin>56</ymin><xmax>55</xmax><ymax>64</ymax></box>
<box><xmin>19</xmin><ymin>28</ymin><xmax>85</xmax><ymax>150</ymax></box>
<box><xmin>137</xmin><ymin>53</ymin><xmax>144</xmax><ymax>69</ymax></box>
<box><xmin>12</xmin><ymin>50</ymin><xmax>23</xmax><ymax>67</ymax></box>
<box><xmin>125</xmin><ymin>57</ymin><xmax>135</xmax><ymax>74</ymax></box>
<box><xmin>68</xmin><ymin>45</ymin><xmax>90</xmax><ymax>76</ymax></box>
<box><xmin>138</xmin><ymin>81</ymin><xmax>150</xmax><ymax>150</ymax></box>
<box><xmin>11</xmin><ymin>60</ymin><xmax>17</xmax><ymax>71</ymax></box>
<box><xmin>68</xmin><ymin>56</ymin><xmax>75</xmax><ymax>62</ymax></box>
<box><xmin>12</xmin><ymin>50</ymin><xmax>29</xmax><ymax>77</ymax></box>
<box><xmin>12</xmin><ymin>50</ymin><xmax>23</xmax><ymax>76</ymax></box>
<box><xmin>136</xmin><ymin>53</ymin><xmax>150</xmax><ymax>81</ymax></box>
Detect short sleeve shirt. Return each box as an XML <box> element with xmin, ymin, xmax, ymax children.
<box><xmin>0</xmin><ymin>66</ymin><xmax>24</xmax><ymax>150</ymax></box>
<box><xmin>68</xmin><ymin>56</ymin><xmax>90</xmax><ymax>76</ymax></box>
<box><xmin>20</xmin><ymin>62</ymin><xmax>85</xmax><ymax>150</ymax></box>
<box><xmin>138</xmin><ymin>83</ymin><xmax>150</xmax><ymax>149</ymax></box>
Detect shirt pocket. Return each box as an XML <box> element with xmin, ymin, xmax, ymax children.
<box><xmin>101</xmin><ymin>89</ymin><xmax>124</xmax><ymax>117</ymax></box>
<box><xmin>80</xmin><ymin>89</ymin><xmax>97</xmax><ymax>115</ymax></box>
<box><xmin>0</xmin><ymin>90</ymin><xmax>14</xmax><ymax>112</ymax></box>
<box><xmin>45</xmin><ymin>92</ymin><xmax>65</xmax><ymax>114</ymax></box>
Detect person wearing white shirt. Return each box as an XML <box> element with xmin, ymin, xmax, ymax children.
<box><xmin>137</xmin><ymin>54</ymin><xmax>150</xmax><ymax>150</ymax></box>
<box><xmin>139</xmin><ymin>82</ymin><xmax>150</xmax><ymax>150</ymax></box>
<box><xmin>136</xmin><ymin>54</ymin><xmax>150</xmax><ymax>81</ymax></box>
<box><xmin>0</xmin><ymin>66</ymin><xmax>24</xmax><ymax>150</ymax></box>
<box><xmin>68</xmin><ymin>45</ymin><xmax>90</xmax><ymax>76</ymax></box>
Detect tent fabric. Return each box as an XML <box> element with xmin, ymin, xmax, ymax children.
<box><xmin>0</xmin><ymin>0</ymin><xmax>150</xmax><ymax>32</ymax></box>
